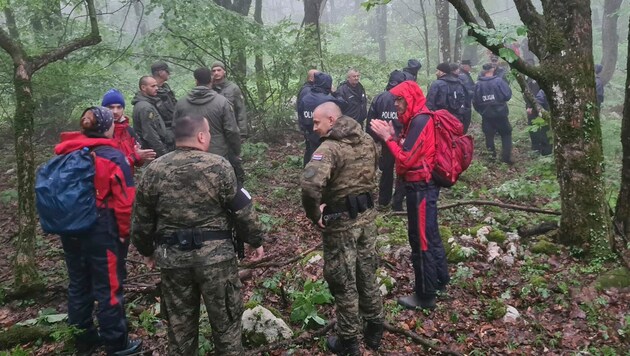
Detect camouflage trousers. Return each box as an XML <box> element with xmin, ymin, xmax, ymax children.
<box><xmin>322</xmin><ymin>218</ymin><xmax>384</xmax><ymax>339</ymax></box>
<box><xmin>161</xmin><ymin>258</ymin><xmax>244</xmax><ymax>356</ymax></box>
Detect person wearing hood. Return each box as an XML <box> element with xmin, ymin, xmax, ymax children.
<box><xmin>301</xmin><ymin>102</ymin><xmax>383</xmax><ymax>356</ymax></box>
<box><xmin>174</xmin><ymin>67</ymin><xmax>244</xmax><ymax>185</ymax></box>
<box><xmin>366</xmin><ymin>70</ymin><xmax>406</xmax><ymax>211</ymax></box>
<box><xmin>297</xmin><ymin>69</ymin><xmax>319</xmax><ymax>107</ymax></box>
<box><xmin>595</xmin><ymin>64</ymin><xmax>604</xmax><ymax>106</ymax></box>
<box><xmin>473</xmin><ymin>63</ymin><xmax>513</xmax><ymax>164</ymax></box>
<box><xmin>55</xmin><ymin>107</ymin><xmax>141</xmax><ymax>356</ymax></box>
<box><xmin>370</xmin><ymin>81</ymin><xmax>450</xmax><ymax>311</ymax></box>
<box><xmin>132</xmin><ymin>76</ymin><xmax>174</xmax><ymax>157</ymax></box>
<box><xmin>402</xmin><ymin>58</ymin><xmax>422</xmax><ymax>81</ymax></box>
<box><xmin>211</xmin><ymin>61</ymin><xmax>249</xmax><ymax>138</ymax></box>
<box><xmin>334</xmin><ymin>68</ymin><xmax>368</xmax><ymax>127</ymax></box>
<box><xmin>297</xmin><ymin>71</ymin><xmax>344</xmax><ymax>166</ymax></box>
<box><xmin>102</xmin><ymin>89</ymin><xmax>156</xmax><ymax>172</ymax></box>
<box><xmin>426</xmin><ymin>62</ymin><xmax>468</xmax><ymax>127</ymax></box>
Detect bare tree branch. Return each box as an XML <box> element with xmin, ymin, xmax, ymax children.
<box><xmin>513</xmin><ymin>0</ymin><xmax>546</xmax><ymax>59</ymax></box>
<box><xmin>0</xmin><ymin>24</ymin><xmax>26</xmax><ymax>63</ymax></box>
<box><xmin>472</xmin><ymin>0</ymin><xmax>494</xmax><ymax>28</ymax></box>
<box><xmin>31</xmin><ymin>0</ymin><xmax>101</xmax><ymax>73</ymax></box>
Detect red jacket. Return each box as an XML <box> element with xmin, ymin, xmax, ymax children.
<box><xmin>387</xmin><ymin>81</ymin><xmax>436</xmax><ymax>183</ymax></box>
<box><xmin>113</xmin><ymin>116</ymin><xmax>142</xmax><ymax>171</ymax></box>
<box><xmin>55</xmin><ymin>133</ymin><xmax>135</xmax><ymax>238</ymax></box>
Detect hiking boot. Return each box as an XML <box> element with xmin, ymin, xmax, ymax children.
<box><xmin>363</xmin><ymin>321</ymin><xmax>384</xmax><ymax>350</ymax></box>
<box><xmin>397</xmin><ymin>293</ymin><xmax>436</xmax><ymax>310</ymax></box>
<box><xmin>108</xmin><ymin>338</ymin><xmax>142</xmax><ymax>356</ymax></box>
<box><xmin>326</xmin><ymin>335</ymin><xmax>360</xmax><ymax>356</ymax></box>
<box><xmin>75</xmin><ymin>329</ymin><xmax>101</xmax><ymax>356</ymax></box>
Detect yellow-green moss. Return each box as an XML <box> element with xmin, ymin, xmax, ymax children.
<box><xmin>487</xmin><ymin>230</ymin><xmax>507</xmax><ymax>244</ymax></box>
<box><xmin>529</xmin><ymin>275</ymin><xmax>547</xmax><ymax>288</ymax></box>
<box><xmin>485</xmin><ymin>299</ymin><xmax>507</xmax><ymax>321</ymax></box>
<box><xmin>530</xmin><ymin>239</ymin><xmax>559</xmax><ymax>255</ymax></box>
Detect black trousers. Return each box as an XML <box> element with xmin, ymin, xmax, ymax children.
<box><xmin>405</xmin><ymin>182</ymin><xmax>449</xmax><ymax>299</ymax></box>
<box><xmin>481</xmin><ymin>115</ymin><xmax>513</xmax><ymax>163</ymax></box>
<box><xmin>61</xmin><ymin>209</ymin><xmax>128</xmax><ymax>352</ymax></box>
<box><xmin>378</xmin><ymin>143</ymin><xmax>404</xmax><ymax>209</ymax></box>
<box><xmin>527</xmin><ymin>115</ymin><xmax>552</xmax><ymax>156</ymax></box>
<box><xmin>303</xmin><ymin>132</ymin><xmax>321</xmax><ymax>167</ymax></box>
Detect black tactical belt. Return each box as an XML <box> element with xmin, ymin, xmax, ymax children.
<box><xmin>322</xmin><ymin>192</ymin><xmax>374</xmax><ymax>225</ymax></box>
<box><xmin>158</xmin><ymin>229</ymin><xmax>231</xmax><ymax>247</ymax></box>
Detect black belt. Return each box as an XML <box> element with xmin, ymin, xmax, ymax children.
<box><xmin>158</xmin><ymin>229</ymin><xmax>231</xmax><ymax>247</ymax></box>
<box><xmin>323</xmin><ymin>192</ymin><xmax>374</xmax><ymax>225</ymax></box>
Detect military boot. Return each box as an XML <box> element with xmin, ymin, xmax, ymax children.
<box><xmin>75</xmin><ymin>328</ymin><xmax>101</xmax><ymax>356</ymax></box>
<box><xmin>363</xmin><ymin>321</ymin><xmax>384</xmax><ymax>350</ymax></box>
<box><xmin>326</xmin><ymin>335</ymin><xmax>360</xmax><ymax>356</ymax></box>
<box><xmin>397</xmin><ymin>293</ymin><xmax>436</xmax><ymax>310</ymax></box>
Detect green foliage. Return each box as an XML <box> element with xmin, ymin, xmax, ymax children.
<box><xmin>0</xmin><ymin>345</ymin><xmax>31</xmax><ymax>356</ymax></box>
<box><xmin>241</xmin><ymin>142</ymin><xmax>269</xmax><ymax>160</ymax></box>
<box><xmin>289</xmin><ymin>279</ymin><xmax>333</xmax><ymax>328</ymax></box>
<box><xmin>375</xmin><ymin>215</ymin><xmax>408</xmax><ymax>246</ymax></box>
<box><xmin>0</xmin><ymin>189</ymin><xmax>17</xmax><ymax>206</ymax></box>
<box><xmin>139</xmin><ymin>309</ymin><xmax>159</xmax><ymax>335</ymax></box>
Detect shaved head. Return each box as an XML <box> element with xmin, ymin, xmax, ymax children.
<box><xmin>313</xmin><ymin>101</ymin><xmax>342</xmax><ymax>137</ymax></box>
<box><xmin>307</xmin><ymin>69</ymin><xmax>319</xmax><ymax>82</ymax></box>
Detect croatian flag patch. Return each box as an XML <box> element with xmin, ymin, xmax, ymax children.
<box><xmin>312</xmin><ymin>154</ymin><xmax>323</xmax><ymax>161</ymax></box>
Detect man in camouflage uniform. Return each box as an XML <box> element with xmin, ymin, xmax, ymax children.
<box><xmin>131</xmin><ymin>115</ymin><xmax>264</xmax><ymax>356</ymax></box>
<box><xmin>132</xmin><ymin>76</ymin><xmax>173</xmax><ymax>157</ymax></box>
<box><xmin>301</xmin><ymin>102</ymin><xmax>384</xmax><ymax>355</ymax></box>
<box><xmin>174</xmin><ymin>67</ymin><xmax>244</xmax><ymax>185</ymax></box>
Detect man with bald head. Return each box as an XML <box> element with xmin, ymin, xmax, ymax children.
<box><xmin>132</xmin><ymin>75</ymin><xmax>173</xmax><ymax>157</ymax></box>
<box><xmin>301</xmin><ymin>102</ymin><xmax>383</xmax><ymax>355</ymax></box>
<box><xmin>297</xmin><ymin>69</ymin><xmax>319</xmax><ymax>105</ymax></box>
<box><xmin>335</xmin><ymin>68</ymin><xmax>368</xmax><ymax>128</ymax></box>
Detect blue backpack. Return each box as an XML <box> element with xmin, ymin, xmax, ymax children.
<box><xmin>35</xmin><ymin>147</ymin><xmax>100</xmax><ymax>235</ymax></box>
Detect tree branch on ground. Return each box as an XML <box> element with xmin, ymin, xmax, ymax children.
<box><xmin>392</xmin><ymin>200</ymin><xmax>561</xmax><ymax>216</ymax></box>
<box><xmin>383</xmin><ymin>322</ymin><xmax>463</xmax><ymax>356</ymax></box>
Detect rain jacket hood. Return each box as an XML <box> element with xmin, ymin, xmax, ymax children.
<box><xmin>185</xmin><ymin>86</ymin><xmax>220</xmax><ymax>105</ymax></box>
<box><xmin>313</xmin><ymin>72</ymin><xmax>333</xmax><ymax>94</ymax></box>
<box><xmin>325</xmin><ymin>115</ymin><xmax>363</xmax><ymax>145</ymax></box>
<box><xmin>55</xmin><ymin>132</ymin><xmax>117</xmax><ymax>155</ymax></box>
<box><xmin>389</xmin><ymin>81</ymin><xmax>427</xmax><ymax>126</ymax></box>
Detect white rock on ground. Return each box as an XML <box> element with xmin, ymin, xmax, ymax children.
<box><xmin>503</xmin><ymin>305</ymin><xmax>520</xmax><ymax>323</ymax></box>
<box><xmin>242</xmin><ymin>305</ymin><xmax>293</xmax><ymax>344</ymax></box>
<box><xmin>307</xmin><ymin>253</ymin><xmax>322</xmax><ymax>265</ymax></box>
<box><xmin>486</xmin><ymin>242</ymin><xmax>502</xmax><ymax>262</ymax></box>
<box><xmin>476</xmin><ymin>226</ymin><xmax>491</xmax><ymax>243</ymax></box>
<box><xmin>376</xmin><ymin>269</ymin><xmax>396</xmax><ymax>296</ymax></box>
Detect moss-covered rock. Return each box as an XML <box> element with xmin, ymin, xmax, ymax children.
<box><xmin>487</xmin><ymin>230</ymin><xmax>507</xmax><ymax>244</ymax></box>
<box><xmin>0</xmin><ymin>325</ymin><xmax>51</xmax><ymax>349</ymax></box>
<box><xmin>447</xmin><ymin>245</ymin><xmax>477</xmax><ymax>263</ymax></box>
<box><xmin>468</xmin><ymin>225</ymin><xmax>486</xmax><ymax>236</ymax></box>
<box><xmin>494</xmin><ymin>213</ymin><xmax>511</xmax><ymax>225</ymax></box>
<box><xmin>485</xmin><ymin>299</ymin><xmax>507</xmax><ymax>321</ymax></box>
<box><xmin>595</xmin><ymin>267</ymin><xmax>630</xmax><ymax>290</ymax></box>
<box><xmin>530</xmin><ymin>239</ymin><xmax>559</xmax><ymax>255</ymax></box>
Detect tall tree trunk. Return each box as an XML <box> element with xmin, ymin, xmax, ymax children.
<box><xmin>0</xmin><ymin>0</ymin><xmax>102</xmax><ymax>291</ymax></box>
<box><xmin>613</xmin><ymin>14</ymin><xmax>630</xmax><ymax>268</ymax></box>
<box><xmin>376</xmin><ymin>4</ymin><xmax>387</xmax><ymax>63</ymax></box>
<box><xmin>600</xmin><ymin>0</ymin><xmax>623</xmax><ymax>85</ymax></box>
<box><xmin>133</xmin><ymin>0</ymin><xmax>147</xmax><ymax>36</ymax></box>
<box><xmin>453</xmin><ymin>13</ymin><xmax>464</xmax><ymax>62</ymax></box>
<box><xmin>302</xmin><ymin>0</ymin><xmax>326</xmax><ymax>69</ymax></box>
<box><xmin>446</xmin><ymin>0</ymin><xmax>614</xmax><ymax>258</ymax></box>
<box><xmin>214</xmin><ymin>0</ymin><xmax>252</xmax><ymax>79</ymax></box>
<box><xmin>419</xmin><ymin>0</ymin><xmax>431</xmax><ymax>76</ymax></box>
<box><xmin>436</xmin><ymin>0</ymin><xmax>451</xmax><ymax>62</ymax></box>
<box><xmin>254</xmin><ymin>0</ymin><xmax>265</xmax><ymax>103</ymax></box>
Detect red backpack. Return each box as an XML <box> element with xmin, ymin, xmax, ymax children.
<box><xmin>423</xmin><ymin>109</ymin><xmax>474</xmax><ymax>187</ymax></box>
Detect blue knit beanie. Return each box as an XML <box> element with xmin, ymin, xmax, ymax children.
<box><xmin>101</xmin><ymin>89</ymin><xmax>125</xmax><ymax>108</ymax></box>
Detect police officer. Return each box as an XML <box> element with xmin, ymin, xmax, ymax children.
<box><xmin>335</xmin><ymin>68</ymin><xmax>368</xmax><ymax>127</ymax></box>
<box><xmin>173</xmin><ymin>67</ymin><xmax>244</xmax><ymax>185</ymax></box>
<box><xmin>132</xmin><ymin>76</ymin><xmax>173</xmax><ymax>157</ymax></box>
<box><xmin>297</xmin><ymin>69</ymin><xmax>319</xmax><ymax>106</ymax></box>
<box><xmin>211</xmin><ymin>61</ymin><xmax>249</xmax><ymax>138</ymax></box>
<box><xmin>301</xmin><ymin>102</ymin><xmax>383</xmax><ymax>355</ymax></box>
<box><xmin>132</xmin><ymin>115</ymin><xmax>265</xmax><ymax>356</ymax></box>
<box><xmin>595</xmin><ymin>64</ymin><xmax>604</xmax><ymax>106</ymax></box>
<box><xmin>473</xmin><ymin>63</ymin><xmax>513</xmax><ymax>164</ymax></box>
<box><xmin>366</xmin><ymin>70</ymin><xmax>406</xmax><ymax>211</ymax></box>
<box><xmin>459</xmin><ymin>60</ymin><xmax>475</xmax><ymax>133</ymax></box>
<box><xmin>426</xmin><ymin>62</ymin><xmax>468</xmax><ymax>126</ymax></box>
<box><xmin>297</xmin><ymin>72</ymin><xmax>341</xmax><ymax>166</ymax></box>
<box><xmin>151</xmin><ymin>61</ymin><xmax>178</xmax><ymax>132</ymax></box>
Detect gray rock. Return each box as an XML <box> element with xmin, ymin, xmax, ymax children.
<box><xmin>503</xmin><ymin>305</ymin><xmax>520</xmax><ymax>323</ymax></box>
<box><xmin>242</xmin><ymin>305</ymin><xmax>293</xmax><ymax>346</ymax></box>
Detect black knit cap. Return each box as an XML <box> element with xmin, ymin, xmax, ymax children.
<box><xmin>437</xmin><ymin>62</ymin><xmax>451</xmax><ymax>74</ymax></box>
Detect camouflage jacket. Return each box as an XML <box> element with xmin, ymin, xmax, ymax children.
<box><xmin>301</xmin><ymin>116</ymin><xmax>379</xmax><ymax>229</ymax></box>
<box><xmin>131</xmin><ymin>147</ymin><xmax>263</xmax><ymax>269</ymax></box>
<box><xmin>212</xmin><ymin>80</ymin><xmax>248</xmax><ymax>138</ymax></box>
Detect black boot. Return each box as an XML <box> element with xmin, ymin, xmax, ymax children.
<box><xmin>326</xmin><ymin>335</ymin><xmax>360</xmax><ymax>356</ymax></box>
<box><xmin>363</xmin><ymin>321</ymin><xmax>384</xmax><ymax>350</ymax></box>
<box><xmin>108</xmin><ymin>338</ymin><xmax>142</xmax><ymax>356</ymax></box>
<box><xmin>75</xmin><ymin>328</ymin><xmax>101</xmax><ymax>356</ymax></box>
<box><xmin>397</xmin><ymin>293</ymin><xmax>436</xmax><ymax>310</ymax></box>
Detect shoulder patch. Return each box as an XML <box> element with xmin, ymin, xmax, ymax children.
<box><xmin>303</xmin><ymin>166</ymin><xmax>317</xmax><ymax>179</ymax></box>
<box><xmin>312</xmin><ymin>154</ymin><xmax>323</xmax><ymax>161</ymax></box>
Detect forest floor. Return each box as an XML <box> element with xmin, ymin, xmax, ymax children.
<box><xmin>0</xmin><ymin>118</ymin><xmax>629</xmax><ymax>356</ymax></box>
